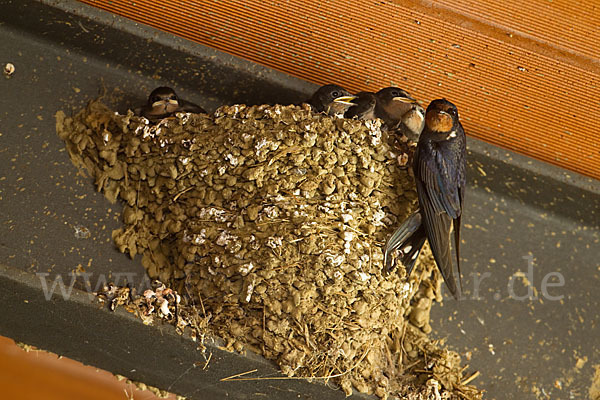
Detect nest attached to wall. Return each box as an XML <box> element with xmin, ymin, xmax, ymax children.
<box><xmin>56</xmin><ymin>99</ymin><xmax>481</xmax><ymax>399</ymax></box>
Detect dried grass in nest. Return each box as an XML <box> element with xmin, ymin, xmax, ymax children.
<box><xmin>56</xmin><ymin>99</ymin><xmax>482</xmax><ymax>399</ymax></box>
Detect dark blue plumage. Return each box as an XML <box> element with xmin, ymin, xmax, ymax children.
<box><xmin>384</xmin><ymin>98</ymin><xmax>466</xmax><ymax>298</ymax></box>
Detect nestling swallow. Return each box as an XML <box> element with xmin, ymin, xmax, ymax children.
<box><xmin>136</xmin><ymin>87</ymin><xmax>206</xmax><ymax>121</ymax></box>
<box><xmin>384</xmin><ymin>99</ymin><xmax>466</xmax><ymax>299</ymax></box>
<box><xmin>306</xmin><ymin>84</ymin><xmax>356</xmax><ymax>117</ymax></box>
<box><xmin>375</xmin><ymin>87</ymin><xmax>425</xmax><ymax>139</ymax></box>
<box><xmin>344</xmin><ymin>92</ymin><xmax>377</xmax><ymax>120</ymax></box>
<box><xmin>399</xmin><ymin>103</ymin><xmax>426</xmax><ymax>141</ymax></box>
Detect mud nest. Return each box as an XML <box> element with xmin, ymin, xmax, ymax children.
<box><xmin>56</xmin><ymin>100</ymin><xmax>482</xmax><ymax>399</ymax></box>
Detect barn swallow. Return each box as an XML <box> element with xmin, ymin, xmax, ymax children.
<box><xmin>399</xmin><ymin>103</ymin><xmax>426</xmax><ymax>141</ymax></box>
<box><xmin>375</xmin><ymin>87</ymin><xmax>425</xmax><ymax>139</ymax></box>
<box><xmin>344</xmin><ymin>92</ymin><xmax>377</xmax><ymax>120</ymax></box>
<box><xmin>384</xmin><ymin>99</ymin><xmax>466</xmax><ymax>299</ymax></box>
<box><xmin>136</xmin><ymin>86</ymin><xmax>206</xmax><ymax>121</ymax></box>
<box><xmin>306</xmin><ymin>84</ymin><xmax>356</xmax><ymax>117</ymax></box>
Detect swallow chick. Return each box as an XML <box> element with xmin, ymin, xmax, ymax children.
<box><xmin>384</xmin><ymin>99</ymin><xmax>466</xmax><ymax>299</ymax></box>
<box><xmin>399</xmin><ymin>103</ymin><xmax>426</xmax><ymax>141</ymax></box>
<box><xmin>136</xmin><ymin>86</ymin><xmax>206</xmax><ymax>121</ymax></box>
<box><xmin>305</xmin><ymin>84</ymin><xmax>356</xmax><ymax>117</ymax></box>
<box><xmin>375</xmin><ymin>87</ymin><xmax>425</xmax><ymax>140</ymax></box>
<box><xmin>344</xmin><ymin>92</ymin><xmax>377</xmax><ymax>120</ymax></box>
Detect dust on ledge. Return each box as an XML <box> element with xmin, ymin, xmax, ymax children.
<box><xmin>56</xmin><ymin>99</ymin><xmax>482</xmax><ymax>400</ymax></box>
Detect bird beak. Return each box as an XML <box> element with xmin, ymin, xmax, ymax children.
<box><xmin>168</xmin><ymin>99</ymin><xmax>179</xmax><ymax>105</ymax></box>
<box><xmin>151</xmin><ymin>100</ymin><xmax>169</xmax><ymax>108</ymax></box>
<box><xmin>333</xmin><ymin>95</ymin><xmax>358</xmax><ymax>106</ymax></box>
<box><xmin>392</xmin><ymin>96</ymin><xmax>417</xmax><ymax>104</ymax></box>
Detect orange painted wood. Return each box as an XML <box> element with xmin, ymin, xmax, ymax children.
<box><xmin>78</xmin><ymin>0</ymin><xmax>600</xmax><ymax>180</ymax></box>
<box><xmin>0</xmin><ymin>336</ymin><xmax>173</xmax><ymax>399</ymax></box>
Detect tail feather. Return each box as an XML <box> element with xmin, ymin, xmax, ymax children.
<box><xmin>384</xmin><ymin>212</ymin><xmax>427</xmax><ymax>275</ymax></box>
<box><xmin>453</xmin><ymin>215</ymin><xmax>463</xmax><ymax>297</ymax></box>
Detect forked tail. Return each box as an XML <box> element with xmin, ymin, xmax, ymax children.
<box><xmin>383</xmin><ymin>212</ymin><xmax>427</xmax><ymax>275</ymax></box>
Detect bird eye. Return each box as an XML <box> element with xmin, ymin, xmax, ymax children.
<box><xmin>170</xmin><ymin>95</ymin><xmax>178</xmax><ymax>101</ymax></box>
<box><xmin>332</xmin><ymin>91</ymin><xmax>340</xmax><ymax>98</ymax></box>
<box><xmin>392</xmin><ymin>91</ymin><xmax>399</xmax><ymax>97</ymax></box>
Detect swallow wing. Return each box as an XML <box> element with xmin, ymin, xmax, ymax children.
<box><xmin>415</xmin><ymin>143</ymin><xmax>461</xmax><ymax>297</ymax></box>
<box><xmin>453</xmin><ymin>128</ymin><xmax>467</xmax><ymax>292</ymax></box>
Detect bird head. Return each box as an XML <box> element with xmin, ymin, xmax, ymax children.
<box><xmin>309</xmin><ymin>84</ymin><xmax>355</xmax><ymax>116</ymax></box>
<box><xmin>402</xmin><ymin>103</ymin><xmax>425</xmax><ymax>137</ymax></box>
<box><xmin>425</xmin><ymin>99</ymin><xmax>460</xmax><ymax>138</ymax></box>
<box><xmin>148</xmin><ymin>86</ymin><xmax>180</xmax><ymax>113</ymax></box>
<box><xmin>376</xmin><ymin>87</ymin><xmax>417</xmax><ymax>104</ymax></box>
<box><xmin>332</xmin><ymin>94</ymin><xmax>358</xmax><ymax>106</ymax></box>
<box><xmin>376</xmin><ymin>87</ymin><xmax>418</xmax><ymax>122</ymax></box>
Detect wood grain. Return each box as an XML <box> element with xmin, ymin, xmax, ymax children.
<box><xmin>78</xmin><ymin>0</ymin><xmax>600</xmax><ymax>179</ymax></box>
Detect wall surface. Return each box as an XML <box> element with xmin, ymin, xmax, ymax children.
<box><xmin>78</xmin><ymin>0</ymin><xmax>600</xmax><ymax>180</ymax></box>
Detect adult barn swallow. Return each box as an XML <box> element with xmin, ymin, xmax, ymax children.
<box><xmin>344</xmin><ymin>92</ymin><xmax>377</xmax><ymax>120</ymax></box>
<box><xmin>375</xmin><ymin>87</ymin><xmax>425</xmax><ymax>139</ymax></box>
<box><xmin>136</xmin><ymin>87</ymin><xmax>206</xmax><ymax>120</ymax></box>
<box><xmin>384</xmin><ymin>99</ymin><xmax>466</xmax><ymax>298</ymax></box>
<box><xmin>306</xmin><ymin>84</ymin><xmax>356</xmax><ymax>117</ymax></box>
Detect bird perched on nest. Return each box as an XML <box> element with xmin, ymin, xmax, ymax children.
<box><xmin>374</xmin><ymin>87</ymin><xmax>425</xmax><ymax>140</ymax></box>
<box><xmin>305</xmin><ymin>84</ymin><xmax>357</xmax><ymax>117</ymax></box>
<box><xmin>342</xmin><ymin>87</ymin><xmax>424</xmax><ymax>141</ymax></box>
<box><xmin>384</xmin><ymin>98</ymin><xmax>466</xmax><ymax>299</ymax></box>
<box><xmin>135</xmin><ymin>86</ymin><xmax>206</xmax><ymax>121</ymax></box>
